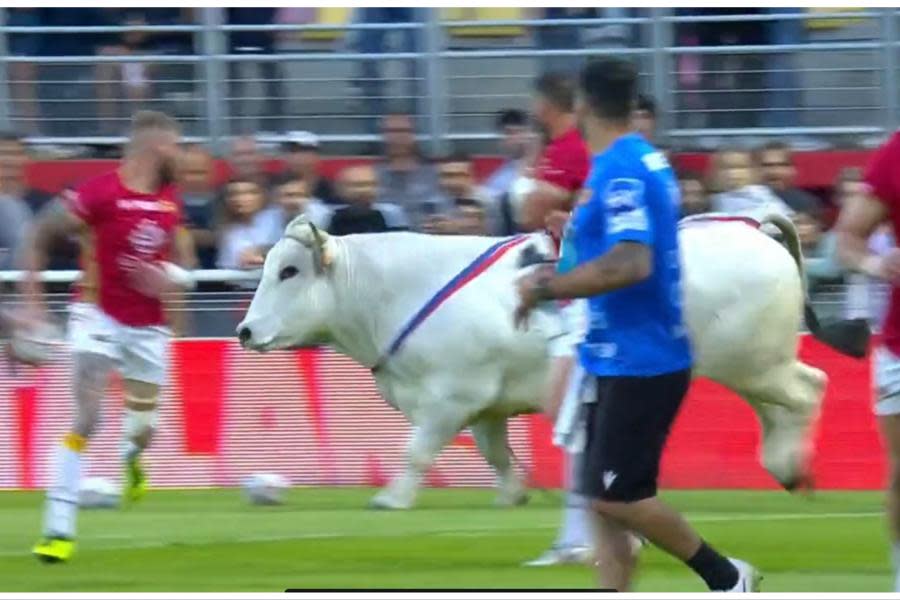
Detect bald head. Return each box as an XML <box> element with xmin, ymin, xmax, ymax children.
<box><xmin>339</xmin><ymin>165</ymin><xmax>378</xmax><ymax>206</ymax></box>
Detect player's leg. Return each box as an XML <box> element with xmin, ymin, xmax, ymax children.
<box><xmin>34</xmin><ymin>304</ymin><xmax>118</xmax><ymax>563</ymax></box>
<box><xmin>873</xmin><ymin>346</ymin><xmax>900</xmax><ymax>591</ymax></box>
<box><xmin>581</xmin><ymin>371</ymin><xmax>759</xmax><ymax>592</ymax></box>
<box><xmin>119</xmin><ymin>325</ymin><xmax>170</xmax><ymax>504</ymax></box>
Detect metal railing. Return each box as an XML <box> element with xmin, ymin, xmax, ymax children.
<box><xmin>0</xmin><ymin>8</ymin><xmax>898</xmax><ymax>153</ymax></box>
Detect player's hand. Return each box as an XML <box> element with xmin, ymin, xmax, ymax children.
<box><xmin>514</xmin><ymin>265</ymin><xmax>554</xmax><ymax>330</ymax></box>
<box><xmin>545</xmin><ymin>210</ymin><xmax>569</xmax><ymax>240</ymax></box>
<box><xmin>127</xmin><ymin>261</ymin><xmax>179</xmax><ymax>299</ymax></box>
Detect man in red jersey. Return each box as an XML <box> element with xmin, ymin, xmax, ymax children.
<box><xmin>515</xmin><ymin>72</ymin><xmax>591</xmax><ymax>232</ymax></box>
<box><xmin>21</xmin><ymin>111</ymin><xmax>196</xmax><ymax>563</ymax></box>
<box><xmin>513</xmin><ymin>72</ymin><xmax>595</xmax><ymax>568</ymax></box>
<box><xmin>836</xmin><ymin>132</ymin><xmax>900</xmax><ymax>591</ymax></box>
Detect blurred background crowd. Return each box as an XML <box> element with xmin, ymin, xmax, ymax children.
<box><xmin>0</xmin><ymin>7</ymin><xmax>892</xmax><ymax>330</ymax></box>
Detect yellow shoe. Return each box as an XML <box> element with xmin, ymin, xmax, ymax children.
<box><xmin>124</xmin><ymin>456</ymin><xmax>148</xmax><ymax>505</ymax></box>
<box><xmin>32</xmin><ymin>537</ymin><xmax>75</xmax><ymax>563</ymax></box>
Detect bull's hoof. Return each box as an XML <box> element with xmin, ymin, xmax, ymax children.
<box><xmin>367</xmin><ymin>494</ymin><xmax>413</xmax><ymax>511</ymax></box>
<box><xmin>782</xmin><ymin>473</ymin><xmax>815</xmax><ymax>497</ymax></box>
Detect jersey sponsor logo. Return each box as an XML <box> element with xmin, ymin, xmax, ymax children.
<box><xmin>641</xmin><ymin>151</ymin><xmax>670</xmax><ymax>172</ymax></box>
<box><xmin>604</xmin><ymin>178</ymin><xmax>648</xmax><ymax>234</ymax></box>
<box><xmin>128</xmin><ymin>218</ymin><xmax>168</xmax><ymax>258</ymax></box>
<box><xmin>584</xmin><ymin>342</ymin><xmax>617</xmax><ymax>359</ymax></box>
<box><xmin>118</xmin><ymin>198</ymin><xmax>178</xmax><ymax>213</ymax></box>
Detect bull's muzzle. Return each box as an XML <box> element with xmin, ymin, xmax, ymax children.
<box><xmin>238</xmin><ymin>326</ymin><xmax>252</xmax><ymax>347</ymax></box>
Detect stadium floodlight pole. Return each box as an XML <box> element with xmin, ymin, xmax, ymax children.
<box><xmin>0</xmin><ymin>9</ymin><xmax>12</xmax><ymax>131</ymax></box>
<box><xmin>422</xmin><ymin>8</ymin><xmax>448</xmax><ymax>157</ymax></box>
<box><xmin>881</xmin><ymin>8</ymin><xmax>899</xmax><ymax>135</ymax></box>
<box><xmin>201</xmin><ymin>8</ymin><xmax>227</xmax><ymax>153</ymax></box>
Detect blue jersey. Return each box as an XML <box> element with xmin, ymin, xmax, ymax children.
<box><xmin>568</xmin><ymin>133</ymin><xmax>692</xmax><ymax>377</ymax></box>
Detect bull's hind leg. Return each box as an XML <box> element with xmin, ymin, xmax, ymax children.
<box><xmin>471</xmin><ymin>416</ymin><xmax>528</xmax><ymax>507</ymax></box>
<box><xmin>369</xmin><ymin>404</ymin><xmax>466</xmax><ymax>511</ymax></box>
<box><xmin>734</xmin><ymin>361</ymin><xmax>827</xmax><ymax>490</ymax></box>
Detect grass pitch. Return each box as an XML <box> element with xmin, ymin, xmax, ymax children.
<box><xmin>0</xmin><ymin>488</ymin><xmax>889</xmax><ymax>591</ymax></box>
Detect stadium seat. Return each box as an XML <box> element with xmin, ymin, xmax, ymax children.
<box><xmin>443</xmin><ymin>8</ymin><xmax>525</xmax><ymax>38</ymax></box>
<box><xmin>806</xmin><ymin>7</ymin><xmax>865</xmax><ymax>30</ymax></box>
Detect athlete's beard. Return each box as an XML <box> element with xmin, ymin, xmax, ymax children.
<box><xmin>157</xmin><ymin>159</ymin><xmax>175</xmax><ymax>186</ymax></box>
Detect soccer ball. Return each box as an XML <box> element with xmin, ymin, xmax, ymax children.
<box><xmin>242</xmin><ymin>473</ymin><xmax>289</xmax><ymax>506</ymax></box>
<box><xmin>79</xmin><ymin>477</ymin><xmax>121</xmax><ymax>509</ymax></box>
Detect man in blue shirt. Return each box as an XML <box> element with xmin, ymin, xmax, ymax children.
<box><xmin>516</xmin><ymin>57</ymin><xmax>758</xmax><ymax>592</ymax></box>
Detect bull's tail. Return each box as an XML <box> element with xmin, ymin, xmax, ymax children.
<box><xmin>759</xmin><ymin>213</ymin><xmax>870</xmax><ymax>359</ymax></box>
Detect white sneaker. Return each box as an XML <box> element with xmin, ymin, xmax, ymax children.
<box><xmin>726</xmin><ymin>558</ymin><xmax>762</xmax><ymax>592</ymax></box>
<box><xmin>523</xmin><ymin>545</ymin><xmax>594</xmax><ymax>567</ymax></box>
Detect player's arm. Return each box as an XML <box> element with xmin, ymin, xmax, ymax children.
<box><xmin>520</xmin><ymin>180</ymin><xmax>575</xmax><ymax>232</ymax></box>
<box><xmin>163</xmin><ymin>226</ymin><xmax>197</xmax><ymax>337</ymax></box>
<box><xmin>19</xmin><ymin>197</ymin><xmax>86</xmax><ymax>305</ymax></box>
<box><xmin>834</xmin><ymin>193</ymin><xmax>889</xmax><ymax>278</ymax></box>
<box><xmin>538</xmin><ymin>242</ymin><xmax>651</xmax><ymax>300</ymax></box>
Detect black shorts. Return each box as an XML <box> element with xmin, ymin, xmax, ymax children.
<box><xmin>577</xmin><ymin>368</ymin><xmax>691</xmax><ymax>502</ymax></box>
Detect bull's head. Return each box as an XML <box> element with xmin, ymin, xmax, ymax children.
<box><xmin>237</xmin><ymin>216</ymin><xmax>337</xmax><ymax>352</ymax></box>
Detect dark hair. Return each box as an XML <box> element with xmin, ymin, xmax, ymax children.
<box><xmin>755</xmin><ymin>140</ymin><xmax>792</xmax><ymax>164</ymax></box>
<box><xmin>496</xmin><ymin>109</ymin><xmax>527</xmax><ymax>130</ymax></box>
<box><xmin>636</xmin><ymin>94</ymin><xmax>656</xmax><ymax>116</ymax></box>
<box><xmin>579</xmin><ymin>58</ymin><xmax>638</xmax><ymax>123</ymax></box>
<box><xmin>534</xmin><ymin>72</ymin><xmax>576</xmax><ymax>113</ymax></box>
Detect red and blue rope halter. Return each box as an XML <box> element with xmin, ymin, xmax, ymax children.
<box><xmin>371</xmin><ymin>235</ymin><xmax>531</xmax><ymax>372</ymax></box>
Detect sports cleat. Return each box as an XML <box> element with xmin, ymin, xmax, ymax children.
<box><xmin>523</xmin><ymin>544</ymin><xmax>594</xmax><ymax>567</ymax></box>
<box><xmin>32</xmin><ymin>537</ymin><xmax>75</xmax><ymax>564</ymax></box>
<box><xmin>124</xmin><ymin>456</ymin><xmax>148</xmax><ymax>505</ymax></box>
<box><xmin>726</xmin><ymin>558</ymin><xmax>762</xmax><ymax>592</ymax></box>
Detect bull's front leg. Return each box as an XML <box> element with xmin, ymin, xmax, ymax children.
<box><xmin>369</xmin><ymin>408</ymin><xmax>465</xmax><ymax>510</ymax></box>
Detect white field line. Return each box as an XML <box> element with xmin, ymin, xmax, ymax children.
<box><xmin>0</xmin><ymin>511</ymin><xmax>880</xmax><ymax>557</ymax></box>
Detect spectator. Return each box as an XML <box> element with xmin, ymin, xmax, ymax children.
<box><xmin>844</xmin><ymin>224</ymin><xmax>893</xmax><ymax>326</ymax></box>
<box><xmin>6</xmin><ymin>8</ymin><xmax>41</xmax><ymax>135</ymax></box>
<box><xmin>633</xmin><ymin>94</ymin><xmax>657</xmax><ymax>142</ymax></box>
<box><xmin>177</xmin><ymin>144</ymin><xmax>219</xmax><ymax>269</ymax></box>
<box><xmin>228</xmin><ymin>136</ymin><xmax>272</xmax><ymax>194</ymax></box>
<box><xmin>0</xmin><ymin>132</ymin><xmax>38</xmax><ymax>270</ymax></box>
<box><xmin>274</xmin><ymin>176</ymin><xmax>332</xmax><ymax>230</ymax></box>
<box><xmin>217</xmin><ymin>179</ymin><xmax>282</xmax><ymax>272</ymax></box>
<box><xmin>374</xmin><ymin>113</ymin><xmax>445</xmax><ymax>230</ymax></box>
<box><xmin>757</xmin><ymin>141</ymin><xmax>822</xmax><ymax>215</ymax></box>
<box><xmin>483</xmin><ymin>109</ymin><xmax>531</xmax><ymax>203</ymax></box>
<box><xmin>677</xmin><ymin>170</ymin><xmax>710</xmax><ymax>217</ymax></box>
<box><xmin>710</xmin><ymin>148</ymin><xmax>793</xmax><ymax>218</ymax></box>
<box><xmin>227</xmin><ymin>8</ymin><xmax>284</xmax><ymax>134</ymax></box>
<box><xmin>805</xmin><ymin>167</ymin><xmax>863</xmax><ymax>285</ymax></box>
<box><xmin>328</xmin><ymin>165</ymin><xmax>409</xmax><ymax>235</ymax></box>
<box><xmin>424</xmin><ymin>153</ymin><xmax>498</xmax><ymax>236</ymax></box>
<box><xmin>280</xmin><ymin>131</ymin><xmax>338</xmax><ymax>204</ymax></box>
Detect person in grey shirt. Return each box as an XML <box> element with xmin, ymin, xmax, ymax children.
<box><xmin>374</xmin><ymin>113</ymin><xmax>447</xmax><ymax>230</ymax></box>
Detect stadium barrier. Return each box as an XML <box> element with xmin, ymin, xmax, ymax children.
<box><xmin>0</xmin><ymin>334</ymin><xmax>881</xmax><ymax>491</ymax></box>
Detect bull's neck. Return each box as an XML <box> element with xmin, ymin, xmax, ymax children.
<box><xmin>324</xmin><ymin>237</ymin><xmax>384</xmax><ymax>368</ymax></box>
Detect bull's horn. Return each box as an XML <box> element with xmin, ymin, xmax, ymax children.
<box><xmin>285</xmin><ymin>216</ymin><xmax>333</xmax><ymax>274</ymax></box>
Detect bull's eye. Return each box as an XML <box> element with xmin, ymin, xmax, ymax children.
<box><xmin>279</xmin><ymin>265</ymin><xmax>299</xmax><ymax>281</ymax></box>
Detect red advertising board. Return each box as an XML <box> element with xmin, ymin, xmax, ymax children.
<box><xmin>0</xmin><ymin>336</ymin><xmax>882</xmax><ymax>491</ymax></box>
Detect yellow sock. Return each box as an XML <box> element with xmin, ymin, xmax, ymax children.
<box><xmin>63</xmin><ymin>433</ymin><xmax>87</xmax><ymax>453</ymax></box>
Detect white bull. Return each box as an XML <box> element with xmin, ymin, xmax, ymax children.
<box><xmin>237</xmin><ymin>214</ymin><xmax>867</xmax><ymax>509</ymax></box>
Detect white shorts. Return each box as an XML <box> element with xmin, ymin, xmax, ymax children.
<box><xmin>67</xmin><ymin>303</ymin><xmax>171</xmax><ymax>386</ymax></box>
<box><xmin>875</xmin><ymin>346</ymin><xmax>900</xmax><ymax>416</ymax></box>
<box><xmin>547</xmin><ymin>299</ymin><xmax>589</xmax><ymax>358</ymax></box>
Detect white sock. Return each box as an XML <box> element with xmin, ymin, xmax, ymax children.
<box><xmin>557</xmin><ymin>492</ymin><xmax>592</xmax><ymax>548</ymax></box>
<box><xmin>43</xmin><ymin>435</ymin><xmax>84</xmax><ymax>539</ymax></box>
<box><xmin>121</xmin><ymin>440</ymin><xmax>140</xmax><ymax>463</ymax></box>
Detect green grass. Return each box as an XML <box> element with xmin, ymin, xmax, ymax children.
<box><xmin>0</xmin><ymin>488</ymin><xmax>890</xmax><ymax>591</ymax></box>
